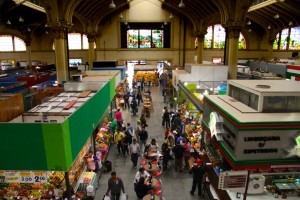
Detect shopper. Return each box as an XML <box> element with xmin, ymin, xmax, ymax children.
<box><xmin>131</xmin><ymin>96</ymin><xmax>138</xmax><ymax>116</ymax></box>
<box><xmin>134</xmin><ymin>167</ymin><xmax>151</xmax><ymax>184</ymax></box>
<box><xmin>149</xmin><ymin>138</ymin><xmax>159</xmax><ymax>152</ymax></box>
<box><xmin>172</xmin><ymin>141</ymin><xmax>185</xmax><ymax>172</ymax></box>
<box><xmin>161</xmin><ymin>143</ymin><xmax>170</xmax><ymax>171</ymax></box>
<box><xmin>123</xmin><ymin>131</ymin><xmax>132</xmax><ymax>156</ymax></box>
<box><xmin>162</xmin><ymin>108</ymin><xmax>170</xmax><ymax>128</ymax></box>
<box><xmin>126</xmin><ymin>123</ymin><xmax>135</xmax><ymax>138</ymax></box>
<box><xmin>129</xmin><ymin>138</ymin><xmax>141</xmax><ymax>168</ymax></box>
<box><xmin>136</xmin><ymin>90</ymin><xmax>143</xmax><ymax>106</ymax></box>
<box><xmin>109</xmin><ymin>118</ymin><xmax>118</xmax><ymax>138</ymax></box>
<box><xmin>140</xmin><ymin>114</ymin><xmax>147</xmax><ymax>128</ymax></box>
<box><xmin>123</xmin><ymin>93</ymin><xmax>130</xmax><ymax>110</ymax></box>
<box><xmin>114</xmin><ymin>129</ymin><xmax>125</xmax><ymax>155</ymax></box>
<box><xmin>135</xmin><ymin>177</ymin><xmax>151</xmax><ymax>199</ymax></box>
<box><xmin>138</xmin><ymin>126</ymin><xmax>148</xmax><ymax>150</ymax></box>
<box><xmin>106</xmin><ymin>171</ymin><xmax>125</xmax><ymax>200</ymax></box>
<box><xmin>86</xmin><ymin>152</ymin><xmax>96</xmax><ymax>172</ymax></box>
<box><xmin>190</xmin><ymin>159</ymin><xmax>205</xmax><ymax>196</ymax></box>
<box><xmin>115</xmin><ymin>109</ymin><xmax>123</xmax><ymax>128</ymax></box>
<box><xmin>183</xmin><ymin>138</ymin><xmax>191</xmax><ymax>170</ymax></box>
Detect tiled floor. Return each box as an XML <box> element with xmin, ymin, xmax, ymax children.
<box><xmin>94</xmin><ymin>84</ymin><xmax>211</xmax><ymax>200</ymax></box>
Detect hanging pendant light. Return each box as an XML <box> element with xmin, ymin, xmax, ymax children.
<box><xmin>19</xmin><ymin>16</ymin><xmax>24</xmax><ymax>22</ymax></box>
<box><xmin>7</xmin><ymin>20</ymin><xmax>11</xmax><ymax>25</ymax></box>
<box><xmin>169</xmin><ymin>13</ymin><xmax>174</xmax><ymax>19</ymax></box>
<box><xmin>127</xmin><ymin>24</ymin><xmax>130</xmax><ymax>29</ymax></box>
<box><xmin>267</xmin><ymin>25</ymin><xmax>272</xmax><ymax>29</ymax></box>
<box><xmin>161</xmin><ymin>24</ymin><xmax>164</xmax><ymax>29</ymax></box>
<box><xmin>119</xmin><ymin>13</ymin><xmax>124</xmax><ymax>19</ymax></box>
<box><xmin>27</xmin><ymin>27</ymin><xmax>31</xmax><ymax>32</ymax></box>
<box><xmin>289</xmin><ymin>21</ymin><xmax>293</xmax><ymax>26</ymax></box>
<box><xmin>178</xmin><ymin>0</ymin><xmax>185</xmax><ymax>8</ymax></box>
<box><xmin>248</xmin><ymin>28</ymin><xmax>252</xmax><ymax>32</ymax></box>
<box><xmin>247</xmin><ymin>20</ymin><xmax>251</xmax><ymax>25</ymax></box>
<box><xmin>164</xmin><ymin>21</ymin><xmax>168</xmax><ymax>25</ymax></box>
<box><xmin>274</xmin><ymin>13</ymin><xmax>279</xmax><ymax>19</ymax></box>
<box><xmin>109</xmin><ymin>0</ymin><xmax>116</xmax><ymax>8</ymax></box>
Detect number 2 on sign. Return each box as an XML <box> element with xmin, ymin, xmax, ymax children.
<box><xmin>34</xmin><ymin>176</ymin><xmax>46</xmax><ymax>182</ymax></box>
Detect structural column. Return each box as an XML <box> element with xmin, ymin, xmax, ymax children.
<box><xmin>197</xmin><ymin>34</ymin><xmax>205</xmax><ymax>64</ymax></box>
<box><xmin>227</xmin><ymin>28</ymin><xmax>240</xmax><ymax>79</ymax></box>
<box><xmin>87</xmin><ymin>34</ymin><xmax>97</xmax><ymax>70</ymax></box>
<box><xmin>25</xmin><ymin>40</ymin><xmax>32</xmax><ymax>69</ymax></box>
<box><xmin>52</xmin><ymin>27</ymin><xmax>69</xmax><ymax>84</ymax></box>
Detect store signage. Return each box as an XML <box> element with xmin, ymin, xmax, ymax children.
<box><xmin>20</xmin><ymin>171</ymin><xmax>33</xmax><ymax>183</ymax></box>
<box><xmin>218</xmin><ymin>170</ymin><xmax>248</xmax><ymax>193</ymax></box>
<box><xmin>33</xmin><ymin>171</ymin><xmax>47</xmax><ymax>183</ymax></box>
<box><xmin>286</xmin><ymin>134</ymin><xmax>300</xmax><ymax>157</ymax></box>
<box><xmin>4</xmin><ymin>171</ymin><xmax>19</xmax><ymax>183</ymax></box>
<box><xmin>0</xmin><ymin>171</ymin><xmax>48</xmax><ymax>184</ymax></box>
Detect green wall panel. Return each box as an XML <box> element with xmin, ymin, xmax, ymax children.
<box><xmin>42</xmin><ymin>122</ymin><xmax>72</xmax><ymax>171</ymax></box>
<box><xmin>110</xmin><ymin>77</ymin><xmax>116</xmax><ymax>99</ymax></box>
<box><xmin>0</xmin><ymin>123</ymin><xmax>47</xmax><ymax>170</ymax></box>
<box><xmin>68</xmin><ymin>81</ymin><xmax>113</xmax><ymax>161</ymax></box>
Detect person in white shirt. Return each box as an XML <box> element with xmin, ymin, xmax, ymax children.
<box><xmin>134</xmin><ymin>167</ymin><xmax>150</xmax><ymax>184</ymax></box>
<box><xmin>129</xmin><ymin>138</ymin><xmax>141</xmax><ymax>168</ymax></box>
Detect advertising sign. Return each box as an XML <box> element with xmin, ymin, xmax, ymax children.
<box><xmin>218</xmin><ymin>170</ymin><xmax>248</xmax><ymax>193</ymax></box>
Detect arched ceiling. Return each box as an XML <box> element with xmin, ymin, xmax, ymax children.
<box><xmin>0</xmin><ymin>0</ymin><xmax>299</xmax><ymax>36</ymax></box>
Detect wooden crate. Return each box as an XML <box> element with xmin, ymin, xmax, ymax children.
<box><xmin>0</xmin><ymin>93</ymin><xmax>24</xmax><ymax>122</ymax></box>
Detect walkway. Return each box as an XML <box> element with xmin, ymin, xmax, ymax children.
<box><xmin>95</xmin><ymin>85</ymin><xmax>210</xmax><ymax>200</ymax></box>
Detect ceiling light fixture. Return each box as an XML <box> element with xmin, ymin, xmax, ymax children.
<box><xmin>127</xmin><ymin>24</ymin><xmax>130</xmax><ymax>29</ymax></box>
<box><xmin>248</xmin><ymin>28</ymin><xmax>252</xmax><ymax>32</ymax></box>
<box><xmin>161</xmin><ymin>24</ymin><xmax>164</xmax><ymax>29</ymax></box>
<box><xmin>178</xmin><ymin>0</ymin><xmax>185</xmax><ymax>8</ymax></box>
<box><xmin>45</xmin><ymin>24</ymin><xmax>48</xmax><ymax>27</ymax></box>
<box><xmin>169</xmin><ymin>13</ymin><xmax>174</xmax><ymax>19</ymax></box>
<box><xmin>119</xmin><ymin>13</ymin><xmax>124</xmax><ymax>19</ymax></box>
<box><xmin>19</xmin><ymin>16</ymin><xmax>24</xmax><ymax>22</ymax></box>
<box><xmin>247</xmin><ymin>20</ymin><xmax>251</xmax><ymax>25</ymax></box>
<box><xmin>124</xmin><ymin>21</ymin><xmax>128</xmax><ymax>25</ymax></box>
<box><xmin>109</xmin><ymin>0</ymin><xmax>116</xmax><ymax>9</ymax></box>
<box><xmin>7</xmin><ymin>20</ymin><xmax>11</xmax><ymax>25</ymax></box>
<box><xmin>289</xmin><ymin>21</ymin><xmax>293</xmax><ymax>26</ymax></box>
<box><xmin>274</xmin><ymin>13</ymin><xmax>279</xmax><ymax>19</ymax></box>
<box><xmin>267</xmin><ymin>25</ymin><xmax>272</xmax><ymax>29</ymax></box>
<box><xmin>45</xmin><ymin>31</ymin><xmax>48</xmax><ymax>34</ymax></box>
<box><xmin>27</xmin><ymin>27</ymin><xmax>31</xmax><ymax>32</ymax></box>
<box><xmin>164</xmin><ymin>21</ymin><xmax>168</xmax><ymax>25</ymax></box>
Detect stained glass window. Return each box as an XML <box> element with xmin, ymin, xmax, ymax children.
<box><xmin>289</xmin><ymin>26</ymin><xmax>300</xmax><ymax>50</ymax></box>
<box><xmin>280</xmin><ymin>28</ymin><xmax>289</xmax><ymax>50</ymax></box>
<box><xmin>152</xmin><ymin>30</ymin><xmax>163</xmax><ymax>48</ymax></box>
<box><xmin>127</xmin><ymin>30</ymin><xmax>139</xmax><ymax>48</ymax></box>
<box><xmin>238</xmin><ymin>33</ymin><xmax>246</xmax><ymax>49</ymax></box>
<box><xmin>139</xmin><ymin>30</ymin><xmax>151</xmax><ymax>48</ymax></box>
<box><xmin>204</xmin><ymin>26</ymin><xmax>213</xmax><ymax>48</ymax></box>
<box><xmin>213</xmin><ymin>24</ymin><xmax>225</xmax><ymax>48</ymax></box>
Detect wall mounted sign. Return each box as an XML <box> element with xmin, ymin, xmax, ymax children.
<box><xmin>218</xmin><ymin>170</ymin><xmax>248</xmax><ymax>193</ymax></box>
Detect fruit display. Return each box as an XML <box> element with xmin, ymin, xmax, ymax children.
<box><xmin>47</xmin><ymin>172</ymin><xmax>64</xmax><ymax>188</ymax></box>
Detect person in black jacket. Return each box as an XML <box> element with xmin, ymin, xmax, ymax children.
<box><xmin>161</xmin><ymin>143</ymin><xmax>170</xmax><ymax>171</ymax></box>
<box><xmin>172</xmin><ymin>141</ymin><xmax>185</xmax><ymax>172</ymax></box>
<box><xmin>138</xmin><ymin>126</ymin><xmax>148</xmax><ymax>150</ymax></box>
<box><xmin>131</xmin><ymin>97</ymin><xmax>138</xmax><ymax>116</ymax></box>
<box><xmin>135</xmin><ymin>177</ymin><xmax>151</xmax><ymax>199</ymax></box>
<box><xmin>190</xmin><ymin>159</ymin><xmax>205</xmax><ymax>196</ymax></box>
<box><xmin>162</xmin><ymin>108</ymin><xmax>170</xmax><ymax>128</ymax></box>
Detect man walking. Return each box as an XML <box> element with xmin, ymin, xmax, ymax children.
<box><xmin>190</xmin><ymin>159</ymin><xmax>205</xmax><ymax>196</ymax></box>
<box><xmin>129</xmin><ymin>138</ymin><xmax>141</xmax><ymax>168</ymax></box>
<box><xmin>106</xmin><ymin>171</ymin><xmax>125</xmax><ymax>200</ymax></box>
<box><xmin>172</xmin><ymin>141</ymin><xmax>185</xmax><ymax>172</ymax></box>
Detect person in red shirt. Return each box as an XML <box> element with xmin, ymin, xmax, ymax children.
<box><xmin>115</xmin><ymin>109</ymin><xmax>123</xmax><ymax>128</ymax></box>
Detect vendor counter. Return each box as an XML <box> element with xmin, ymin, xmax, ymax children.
<box><xmin>227</xmin><ymin>189</ymin><xmax>300</xmax><ymax>200</ymax></box>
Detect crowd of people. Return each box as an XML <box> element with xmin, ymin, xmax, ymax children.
<box><xmin>103</xmin><ymin>78</ymin><xmax>206</xmax><ymax>200</ymax></box>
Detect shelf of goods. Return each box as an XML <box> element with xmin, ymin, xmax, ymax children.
<box><xmin>95</xmin><ymin>125</ymin><xmax>111</xmax><ymax>162</ymax></box>
<box><xmin>185</xmin><ymin>119</ymin><xmax>202</xmax><ymax>147</ymax></box>
<box><xmin>134</xmin><ymin>71</ymin><xmax>158</xmax><ymax>85</ymax></box>
<box><xmin>75</xmin><ymin>171</ymin><xmax>96</xmax><ymax>198</ymax></box>
<box><xmin>0</xmin><ymin>171</ymin><xmax>65</xmax><ymax>199</ymax></box>
<box><xmin>0</xmin><ymin>140</ymin><xmax>92</xmax><ymax>200</ymax></box>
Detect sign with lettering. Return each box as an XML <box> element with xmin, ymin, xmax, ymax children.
<box><xmin>33</xmin><ymin>171</ymin><xmax>47</xmax><ymax>183</ymax></box>
<box><xmin>235</xmin><ymin>130</ymin><xmax>297</xmax><ymax>160</ymax></box>
<box><xmin>4</xmin><ymin>171</ymin><xmax>20</xmax><ymax>183</ymax></box>
<box><xmin>218</xmin><ymin>171</ymin><xmax>248</xmax><ymax>193</ymax></box>
<box><xmin>20</xmin><ymin>171</ymin><xmax>33</xmax><ymax>183</ymax></box>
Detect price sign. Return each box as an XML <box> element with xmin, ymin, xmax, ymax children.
<box><xmin>5</xmin><ymin>171</ymin><xmax>20</xmax><ymax>183</ymax></box>
<box><xmin>33</xmin><ymin>171</ymin><xmax>47</xmax><ymax>183</ymax></box>
<box><xmin>20</xmin><ymin>171</ymin><xmax>33</xmax><ymax>183</ymax></box>
<box><xmin>0</xmin><ymin>176</ymin><xmax>5</xmax><ymax>183</ymax></box>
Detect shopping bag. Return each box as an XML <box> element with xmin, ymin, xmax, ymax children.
<box><xmin>103</xmin><ymin>195</ymin><xmax>111</xmax><ymax>200</ymax></box>
<box><xmin>120</xmin><ymin>192</ymin><xmax>127</xmax><ymax>200</ymax></box>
